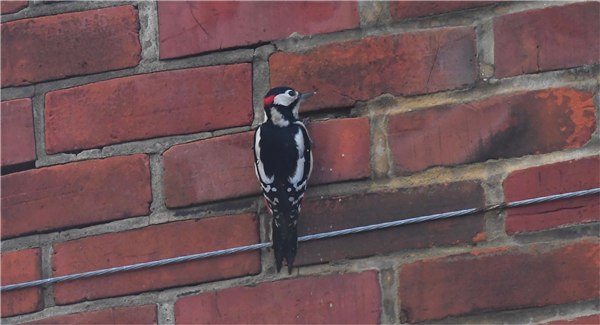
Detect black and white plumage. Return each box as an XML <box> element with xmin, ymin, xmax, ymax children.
<box><xmin>253</xmin><ymin>87</ymin><xmax>314</xmax><ymax>274</ymax></box>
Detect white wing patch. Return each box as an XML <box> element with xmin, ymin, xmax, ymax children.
<box><xmin>254</xmin><ymin>127</ymin><xmax>274</xmax><ymax>185</ymax></box>
<box><xmin>295</xmin><ymin>121</ymin><xmax>313</xmax><ymax>181</ymax></box>
<box><xmin>287</xmin><ymin>129</ymin><xmax>305</xmax><ymax>186</ymax></box>
<box><xmin>294</xmin><ymin>179</ymin><xmax>307</xmax><ymax>192</ymax></box>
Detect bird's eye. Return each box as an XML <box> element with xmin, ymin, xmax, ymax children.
<box><xmin>287</xmin><ymin>90</ymin><xmax>296</xmax><ymax>97</ymax></box>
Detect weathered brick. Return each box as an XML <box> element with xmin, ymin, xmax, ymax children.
<box><xmin>1</xmin><ymin>155</ymin><xmax>151</xmax><ymax>239</ymax></box>
<box><xmin>45</xmin><ymin>64</ymin><xmax>252</xmax><ymax>154</ymax></box>
<box><xmin>25</xmin><ymin>305</ymin><xmax>157</xmax><ymax>324</ymax></box>
<box><xmin>158</xmin><ymin>1</ymin><xmax>359</xmax><ymax>59</ymax></box>
<box><xmin>1</xmin><ymin>6</ymin><xmax>141</xmax><ymax>87</ymax></box>
<box><xmin>399</xmin><ymin>240</ymin><xmax>599</xmax><ymax>323</ymax></box>
<box><xmin>270</xmin><ymin>27</ymin><xmax>476</xmax><ymax>112</ymax></box>
<box><xmin>296</xmin><ymin>181</ymin><xmax>485</xmax><ymax>265</ymax></box>
<box><xmin>1</xmin><ymin>249</ymin><xmax>43</xmax><ymax>317</ymax></box>
<box><xmin>53</xmin><ymin>214</ymin><xmax>260</xmax><ymax>304</ymax></box>
<box><xmin>164</xmin><ymin>132</ymin><xmax>258</xmax><ymax>208</ymax></box>
<box><xmin>390</xmin><ymin>1</ymin><xmax>496</xmax><ymax>20</ymax></box>
<box><xmin>541</xmin><ymin>315</ymin><xmax>600</xmax><ymax>325</ymax></box>
<box><xmin>504</xmin><ymin>157</ymin><xmax>600</xmax><ymax>235</ymax></box>
<box><xmin>1</xmin><ymin>98</ymin><xmax>36</xmax><ymax>167</ymax></box>
<box><xmin>494</xmin><ymin>2</ymin><xmax>599</xmax><ymax>78</ymax></box>
<box><xmin>164</xmin><ymin>118</ymin><xmax>371</xmax><ymax>208</ymax></box>
<box><xmin>388</xmin><ymin>87</ymin><xmax>596</xmax><ymax>174</ymax></box>
<box><xmin>1</xmin><ymin>1</ymin><xmax>27</xmax><ymax>14</ymax></box>
<box><xmin>307</xmin><ymin>117</ymin><xmax>370</xmax><ymax>185</ymax></box>
<box><xmin>175</xmin><ymin>271</ymin><xmax>381</xmax><ymax>324</ymax></box>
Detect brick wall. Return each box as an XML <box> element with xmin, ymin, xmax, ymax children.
<box><xmin>1</xmin><ymin>1</ymin><xmax>598</xmax><ymax>324</ymax></box>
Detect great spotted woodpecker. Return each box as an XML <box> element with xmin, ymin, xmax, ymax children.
<box><xmin>253</xmin><ymin>87</ymin><xmax>315</xmax><ymax>274</ymax></box>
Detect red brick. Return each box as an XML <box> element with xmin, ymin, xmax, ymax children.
<box><xmin>296</xmin><ymin>181</ymin><xmax>485</xmax><ymax>265</ymax></box>
<box><xmin>164</xmin><ymin>132</ymin><xmax>259</xmax><ymax>208</ymax></box>
<box><xmin>494</xmin><ymin>2</ymin><xmax>600</xmax><ymax>78</ymax></box>
<box><xmin>1</xmin><ymin>155</ymin><xmax>151</xmax><ymax>239</ymax></box>
<box><xmin>53</xmin><ymin>214</ymin><xmax>260</xmax><ymax>304</ymax></box>
<box><xmin>1</xmin><ymin>249</ymin><xmax>43</xmax><ymax>317</ymax></box>
<box><xmin>504</xmin><ymin>157</ymin><xmax>600</xmax><ymax>235</ymax></box>
<box><xmin>1</xmin><ymin>6</ymin><xmax>141</xmax><ymax>87</ymax></box>
<box><xmin>158</xmin><ymin>1</ymin><xmax>359</xmax><ymax>59</ymax></box>
<box><xmin>307</xmin><ymin>117</ymin><xmax>370</xmax><ymax>185</ymax></box>
<box><xmin>1</xmin><ymin>98</ymin><xmax>36</xmax><ymax>167</ymax></box>
<box><xmin>271</xmin><ymin>27</ymin><xmax>476</xmax><ymax>112</ymax></box>
<box><xmin>541</xmin><ymin>315</ymin><xmax>600</xmax><ymax>325</ymax></box>
<box><xmin>25</xmin><ymin>305</ymin><xmax>157</xmax><ymax>325</ymax></box>
<box><xmin>399</xmin><ymin>240</ymin><xmax>599</xmax><ymax>323</ymax></box>
<box><xmin>390</xmin><ymin>1</ymin><xmax>496</xmax><ymax>20</ymax></box>
<box><xmin>388</xmin><ymin>87</ymin><xmax>596</xmax><ymax>174</ymax></box>
<box><xmin>45</xmin><ymin>64</ymin><xmax>252</xmax><ymax>154</ymax></box>
<box><xmin>175</xmin><ymin>271</ymin><xmax>381</xmax><ymax>324</ymax></box>
<box><xmin>164</xmin><ymin>118</ymin><xmax>371</xmax><ymax>208</ymax></box>
<box><xmin>1</xmin><ymin>1</ymin><xmax>27</xmax><ymax>14</ymax></box>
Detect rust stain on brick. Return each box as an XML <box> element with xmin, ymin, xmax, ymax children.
<box><xmin>472</xmin><ymin>231</ymin><xmax>486</xmax><ymax>242</ymax></box>
<box><xmin>581</xmin><ymin>240</ymin><xmax>599</xmax><ymax>267</ymax></box>
<box><xmin>388</xmin><ymin>87</ymin><xmax>597</xmax><ymax>175</ymax></box>
<box><xmin>533</xmin><ymin>88</ymin><xmax>596</xmax><ymax>148</ymax></box>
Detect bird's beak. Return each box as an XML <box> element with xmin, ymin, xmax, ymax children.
<box><xmin>299</xmin><ymin>92</ymin><xmax>316</xmax><ymax>100</ymax></box>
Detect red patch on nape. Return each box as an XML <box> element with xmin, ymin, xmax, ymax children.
<box><xmin>264</xmin><ymin>95</ymin><xmax>275</xmax><ymax>106</ymax></box>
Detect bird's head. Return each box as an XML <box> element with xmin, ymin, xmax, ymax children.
<box><xmin>263</xmin><ymin>87</ymin><xmax>315</xmax><ymax>127</ymax></box>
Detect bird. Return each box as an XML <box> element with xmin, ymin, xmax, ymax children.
<box><xmin>253</xmin><ymin>86</ymin><xmax>315</xmax><ymax>274</ymax></box>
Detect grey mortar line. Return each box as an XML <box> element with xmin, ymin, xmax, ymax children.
<box><xmin>136</xmin><ymin>1</ymin><xmax>160</xmax><ymax>69</ymax></box>
<box><xmin>475</xmin><ymin>19</ymin><xmax>495</xmax><ymax>80</ymax></box>
<box><xmin>40</xmin><ymin>245</ymin><xmax>56</xmax><ymax>308</ymax></box>
<box><xmin>373</xmin><ymin>65</ymin><xmax>599</xmax><ymax>117</ymax></box>
<box><xmin>252</xmin><ymin>45</ymin><xmax>276</xmax><ymax>128</ymax></box>
<box><xmin>157</xmin><ymin>302</ymin><xmax>175</xmax><ymax>325</ymax></box>
<box><xmin>358</xmin><ymin>1</ymin><xmax>392</xmax><ymax>28</ymax></box>
<box><xmin>379</xmin><ymin>266</ymin><xmax>400</xmax><ymax>324</ymax></box>
<box><xmin>148</xmin><ymin>153</ymin><xmax>167</xmax><ymax>223</ymax></box>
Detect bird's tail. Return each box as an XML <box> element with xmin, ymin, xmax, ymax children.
<box><xmin>272</xmin><ymin>217</ymin><xmax>298</xmax><ymax>275</ymax></box>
